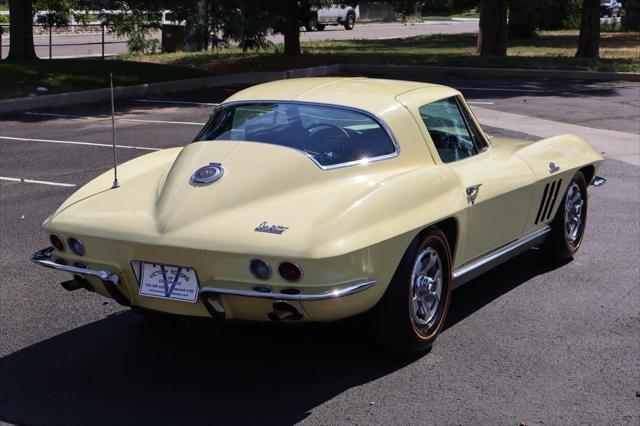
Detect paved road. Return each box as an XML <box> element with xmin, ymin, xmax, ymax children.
<box><xmin>0</xmin><ymin>20</ymin><xmax>477</xmax><ymax>59</ymax></box>
<box><xmin>0</xmin><ymin>76</ymin><xmax>638</xmax><ymax>425</ymax></box>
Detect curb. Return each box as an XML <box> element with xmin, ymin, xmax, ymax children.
<box><xmin>1</xmin><ymin>62</ymin><xmax>637</xmax><ymax>114</ymax></box>
<box><xmin>341</xmin><ymin>63</ymin><xmax>640</xmax><ymax>82</ymax></box>
<box><xmin>0</xmin><ymin>64</ymin><xmax>341</xmax><ymax>114</ymax></box>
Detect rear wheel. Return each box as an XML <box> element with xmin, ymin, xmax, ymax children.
<box><xmin>545</xmin><ymin>171</ymin><xmax>588</xmax><ymax>260</ymax></box>
<box><xmin>305</xmin><ymin>17</ymin><xmax>318</xmax><ymax>31</ymax></box>
<box><xmin>370</xmin><ymin>229</ymin><xmax>452</xmax><ymax>354</ymax></box>
<box><xmin>344</xmin><ymin>12</ymin><xmax>355</xmax><ymax>30</ymax></box>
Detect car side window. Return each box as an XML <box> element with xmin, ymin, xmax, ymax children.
<box><xmin>419</xmin><ymin>97</ymin><xmax>485</xmax><ymax>163</ymax></box>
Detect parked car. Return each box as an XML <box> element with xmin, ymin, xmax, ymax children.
<box><xmin>601</xmin><ymin>0</ymin><xmax>621</xmax><ymax>17</ymax></box>
<box><xmin>306</xmin><ymin>3</ymin><xmax>359</xmax><ymax>31</ymax></box>
<box><xmin>32</xmin><ymin>77</ymin><xmax>605</xmax><ymax>354</ymax></box>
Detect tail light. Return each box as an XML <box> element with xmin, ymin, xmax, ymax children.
<box><xmin>278</xmin><ymin>262</ymin><xmax>302</xmax><ymax>282</ymax></box>
<box><xmin>67</xmin><ymin>237</ymin><xmax>85</xmax><ymax>256</ymax></box>
<box><xmin>50</xmin><ymin>234</ymin><xmax>65</xmax><ymax>251</ymax></box>
<box><xmin>249</xmin><ymin>259</ymin><xmax>272</xmax><ymax>280</ymax></box>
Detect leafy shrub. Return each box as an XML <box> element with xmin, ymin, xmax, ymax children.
<box><xmin>538</xmin><ymin>0</ymin><xmax>582</xmax><ymax>30</ymax></box>
<box><xmin>102</xmin><ymin>1</ymin><xmax>161</xmax><ymax>55</ymax></box>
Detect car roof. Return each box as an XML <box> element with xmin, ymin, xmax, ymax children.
<box><xmin>223</xmin><ymin>77</ymin><xmax>460</xmax><ymax>115</ymax></box>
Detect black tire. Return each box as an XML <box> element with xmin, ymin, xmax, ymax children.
<box><xmin>545</xmin><ymin>171</ymin><xmax>588</xmax><ymax>260</ymax></box>
<box><xmin>316</xmin><ymin>23</ymin><xmax>325</xmax><ymax>31</ymax></box>
<box><xmin>369</xmin><ymin>228</ymin><xmax>452</xmax><ymax>354</ymax></box>
<box><xmin>305</xmin><ymin>18</ymin><xmax>317</xmax><ymax>31</ymax></box>
<box><xmin>344</xmin><ymin>12</ymin><xmax>355</xmax><ymax>30</ymax></box>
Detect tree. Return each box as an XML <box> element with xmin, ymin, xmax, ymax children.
<box><xmin>576</xmin><ymin>0</ymin><xmax>599</xmax><ymax>57</ymax></box>
<box><xmin>262</xmin><ymin>0</ymin><xmax>331</xmax><ymax>57</ymax></box>
<box><xmin>537</xmin><ymin>0</ymin><xmax>582</xmax><ymax>30</ymax></box>
<box><xmin>34</xmin><ymin>0</ymin><xmax>92</xmax><ymax>28</ymax></box>
<box><xmin>622</xmin><ymin>0</ymin><xmax>640</xmax><ymax>31</ymax></box>
<box><xmin>7</xmin><ymin>0</ymin><xmax>37</xmax><ymax>60</ymax></box>
<box><xmin>477</xmin><ymin>0</ymin><xmax>507</xmax><ymax>55</ymax></box>
<box><xmin>102</xmin><ymin>1</ymin><xmax>163</xmax><ymax>54</ymax></box>
<box><xmin>507</xmin><ymin>0</ymin><xmax>537</xmax><ymax>38</ymax></box>
<box><xmin>275</xmin><ymin>0</ymin><xmax>306</xmax><ymax>56</ymax></box>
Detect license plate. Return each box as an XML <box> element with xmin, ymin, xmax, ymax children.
<box><xmin>138</xmin><ymin>262</ymin><xmax>199</xmax><ymax>303</ymax></box>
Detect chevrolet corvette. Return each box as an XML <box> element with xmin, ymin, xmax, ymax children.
<box><xmin>32</xmin><ymin>77</ymin><xmax>605</xmax><ymax>353</ymax></box>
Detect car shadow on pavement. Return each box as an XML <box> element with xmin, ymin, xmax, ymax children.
<box><xmin>0</xmin><ymin>249</ymin><xmax>566</xmax><ymax>426</ymax></box>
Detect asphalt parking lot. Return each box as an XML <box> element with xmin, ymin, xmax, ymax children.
<box><xmin>0</xmin><ymin>76</ymin><xmax>639</xmax><ymax>425</ymax></box>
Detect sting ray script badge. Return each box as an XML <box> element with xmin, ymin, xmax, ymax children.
<box><xmin>255</xmin><ymin>222</ymin><xmax>289</xmax><ymax>235</ymax></box>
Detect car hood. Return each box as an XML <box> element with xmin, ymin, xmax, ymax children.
<box><xmin>46</xmin><ymin>141</ymin><xmax>422</xmax><ymax>258</ymax></box>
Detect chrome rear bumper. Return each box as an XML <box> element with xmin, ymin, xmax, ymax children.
<box><xmin>199</xmin><ymin>279</ymin><xmax>377</xmax><ymax>301</ymax></box>
<box><xmin>31</xmin><ymin>247</ymin><xmax>119</xmax><ymax>284</ymax></box>
<box><xmin>31</xmin><ymin>247</ymin><xmax>377</xmax><ymax>302</ymax></box>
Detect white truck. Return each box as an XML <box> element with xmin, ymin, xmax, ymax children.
<box><xmin>306</xmin><ymin>4</ymin><xmax>360</xmax><ymax>31</ymax></box>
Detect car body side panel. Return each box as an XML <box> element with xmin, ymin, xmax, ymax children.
<box><xmin>396</xmin><ymin>88</ymin><xmax>538</xmax><ymax>263</ymax></box>
<box><xmin>447</xmin><ymin>148</ymin><xmax>537</xmax><ymax>263</ymax></box>
<box><xmin>515</xmin><ymin>134</ymin><xmax>604</xmax><ymax>233</ymax></box>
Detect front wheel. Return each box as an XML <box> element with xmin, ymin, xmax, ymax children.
<box><xmin>545</xmin><ymin>171</ymin><xmax>588</xmax><ymax>260</ymax></box>
<box><xmin>369</xmin><ymin>229</ymin><xmax>452</xmax><ymax>354</ymax></box>
<box><xmin>344</xmin><ymin>12</ymin><xmax>355</xmax><ymax>30</ymax></box>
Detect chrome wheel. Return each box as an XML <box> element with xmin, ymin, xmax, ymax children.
<box><xmin>564</xmin><ymin>182</ymin><xmax>585</xmax><ymax>247</ymax></box>
<box><xmin>410</xmin><ymin>247</ymin><xmax>443</xmax><ymax>329</ymax></box>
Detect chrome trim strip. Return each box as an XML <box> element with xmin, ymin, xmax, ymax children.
<box><xmin>592</xmin><ymin>176</ymin><xmax>606</xmax><ymax>187</ymax></box>
<box><xmin>198</xmin><ymin>100</ymin><xmax>401</xmax><ymax>171</ymax></box>
<box><xmin>452</xmin><ymin>226</ymin><xmax>551</xmax><ymax>288</ymax></box>
<box><xmin>200</xmin><ymin>279</ymin><xmax>377</xmax><ymax>301</ymax></box>
<box><xmin>31</xmin><ymin>247</ymin><xmax>120</xmax><ymax>285</ymax></box>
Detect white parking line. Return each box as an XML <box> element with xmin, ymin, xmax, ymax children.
<box><xmin>0</xmin><ymin>176</ymin><xmax>77</xmax><ymax>187</ymax></box>
<box><xmin>0</xmin><ymin>136</ymin><xmax>160</xmax><ymax>151</ymax></box>
<box><xmin>134</xmin><ymin>99</ymin><xmax>219</xmax><ymax>106</ymax></box>
<box><xmin>467</xmin><ymin>101</ymin><xmax>495</xmax><ymax>105</ymax></box>
<box><xmin>24</xmin><ymin>112</ymin><xmax>86</xmax><ymax>119</ymax></box>
<box><xmin>123</xmin><ymin>118</ymin><xmax>205</xmax><ymax>125</ymax></box>
<box><xmin>24</xmin><ymin>112</ymin><xmax>206</xmax><ymax>126</ymax></box>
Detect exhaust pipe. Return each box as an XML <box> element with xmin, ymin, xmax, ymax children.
<box><xmin>60</xmin><ymin>275</ymin><xmax>94</xmax><ymax>292</ymax></box>
<box><xmin>268</xmin><ymin>300</ymin><xmax>303</xmax><ymax>322</ymax></box>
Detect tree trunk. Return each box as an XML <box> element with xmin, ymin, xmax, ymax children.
<box><xmin>622</xmin><ymin>0</ymin><xmax>640</xmax><ymax>31</ymax></box>
<box><xmin>508</xmin><ymin>0</ymin><xmax>537</xmax><ymax>38</ymax></box>
<box><xmin>477</xmin><ymin>0</ymin><xmax>508</xmax><ymax>56</ymax></box>
<box><xmin>184</xmin><ymin>0</ymin><xmax>208</xmax><ymax>52</ymax></box>
<box><xmin>282</xmin><ymin>0</ymin><xmax>301</xmax><ymax>56</ymax></box>
<box><xmin>576</xmin><ymin>0</ymin><xmax>600</xmax><ymax>58</ymax></box>
<box><xmin>7</xmin><ymin>0</ymin><xmax>37</xmax><ymax>61</ymax></box>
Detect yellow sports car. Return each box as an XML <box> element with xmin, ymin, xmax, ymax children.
<box><xmin>32</xmin><ymin>78</ymin><xmax>606</xmax><ymax>353</ymax></box>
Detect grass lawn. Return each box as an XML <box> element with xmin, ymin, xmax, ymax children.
<box><xmin>0</xmin><ymin>31</ymin><xmax>637</xmax><ymax>99</ymax></box>
<box><xmin>299</xmin><ymin>31</ymin><xmax>639</xmax><ymax>72</ymax></box>
<box><xmin>134</xmin><ymin>30</ymin><xmax>639</xmax><ymax>73</ymax></box>
<box><xmin>0</xmin><ymin>59</ymin><xmax>208</xmax><ymax>99</ymax></box>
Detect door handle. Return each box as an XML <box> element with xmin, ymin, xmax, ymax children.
<box><xmin>466</xmin><ymin>184</ymin><xmax>482</xmax><ymax>205</ymax></box>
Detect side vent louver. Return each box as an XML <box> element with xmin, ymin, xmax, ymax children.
<box><xmin>535</xmin><ymin>179</ymin><xmax>563</xmax><ymax>224</ymax></box>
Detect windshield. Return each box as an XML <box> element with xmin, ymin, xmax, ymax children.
<box><xmin>193</xmin><ymin>102</ymin><xmax>397</xmax><ymax>168</ymax></box>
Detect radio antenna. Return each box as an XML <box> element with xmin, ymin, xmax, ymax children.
<box><xmin>109</xmin><ymin>73</ymin><xmax>120</xmax><ymax>189</ymax></box>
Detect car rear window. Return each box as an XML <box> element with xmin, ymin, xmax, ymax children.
<box><xmin>193</xmin><ymin>102</ymin><xmax>397</xmax><ymax>168</ymax></box>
